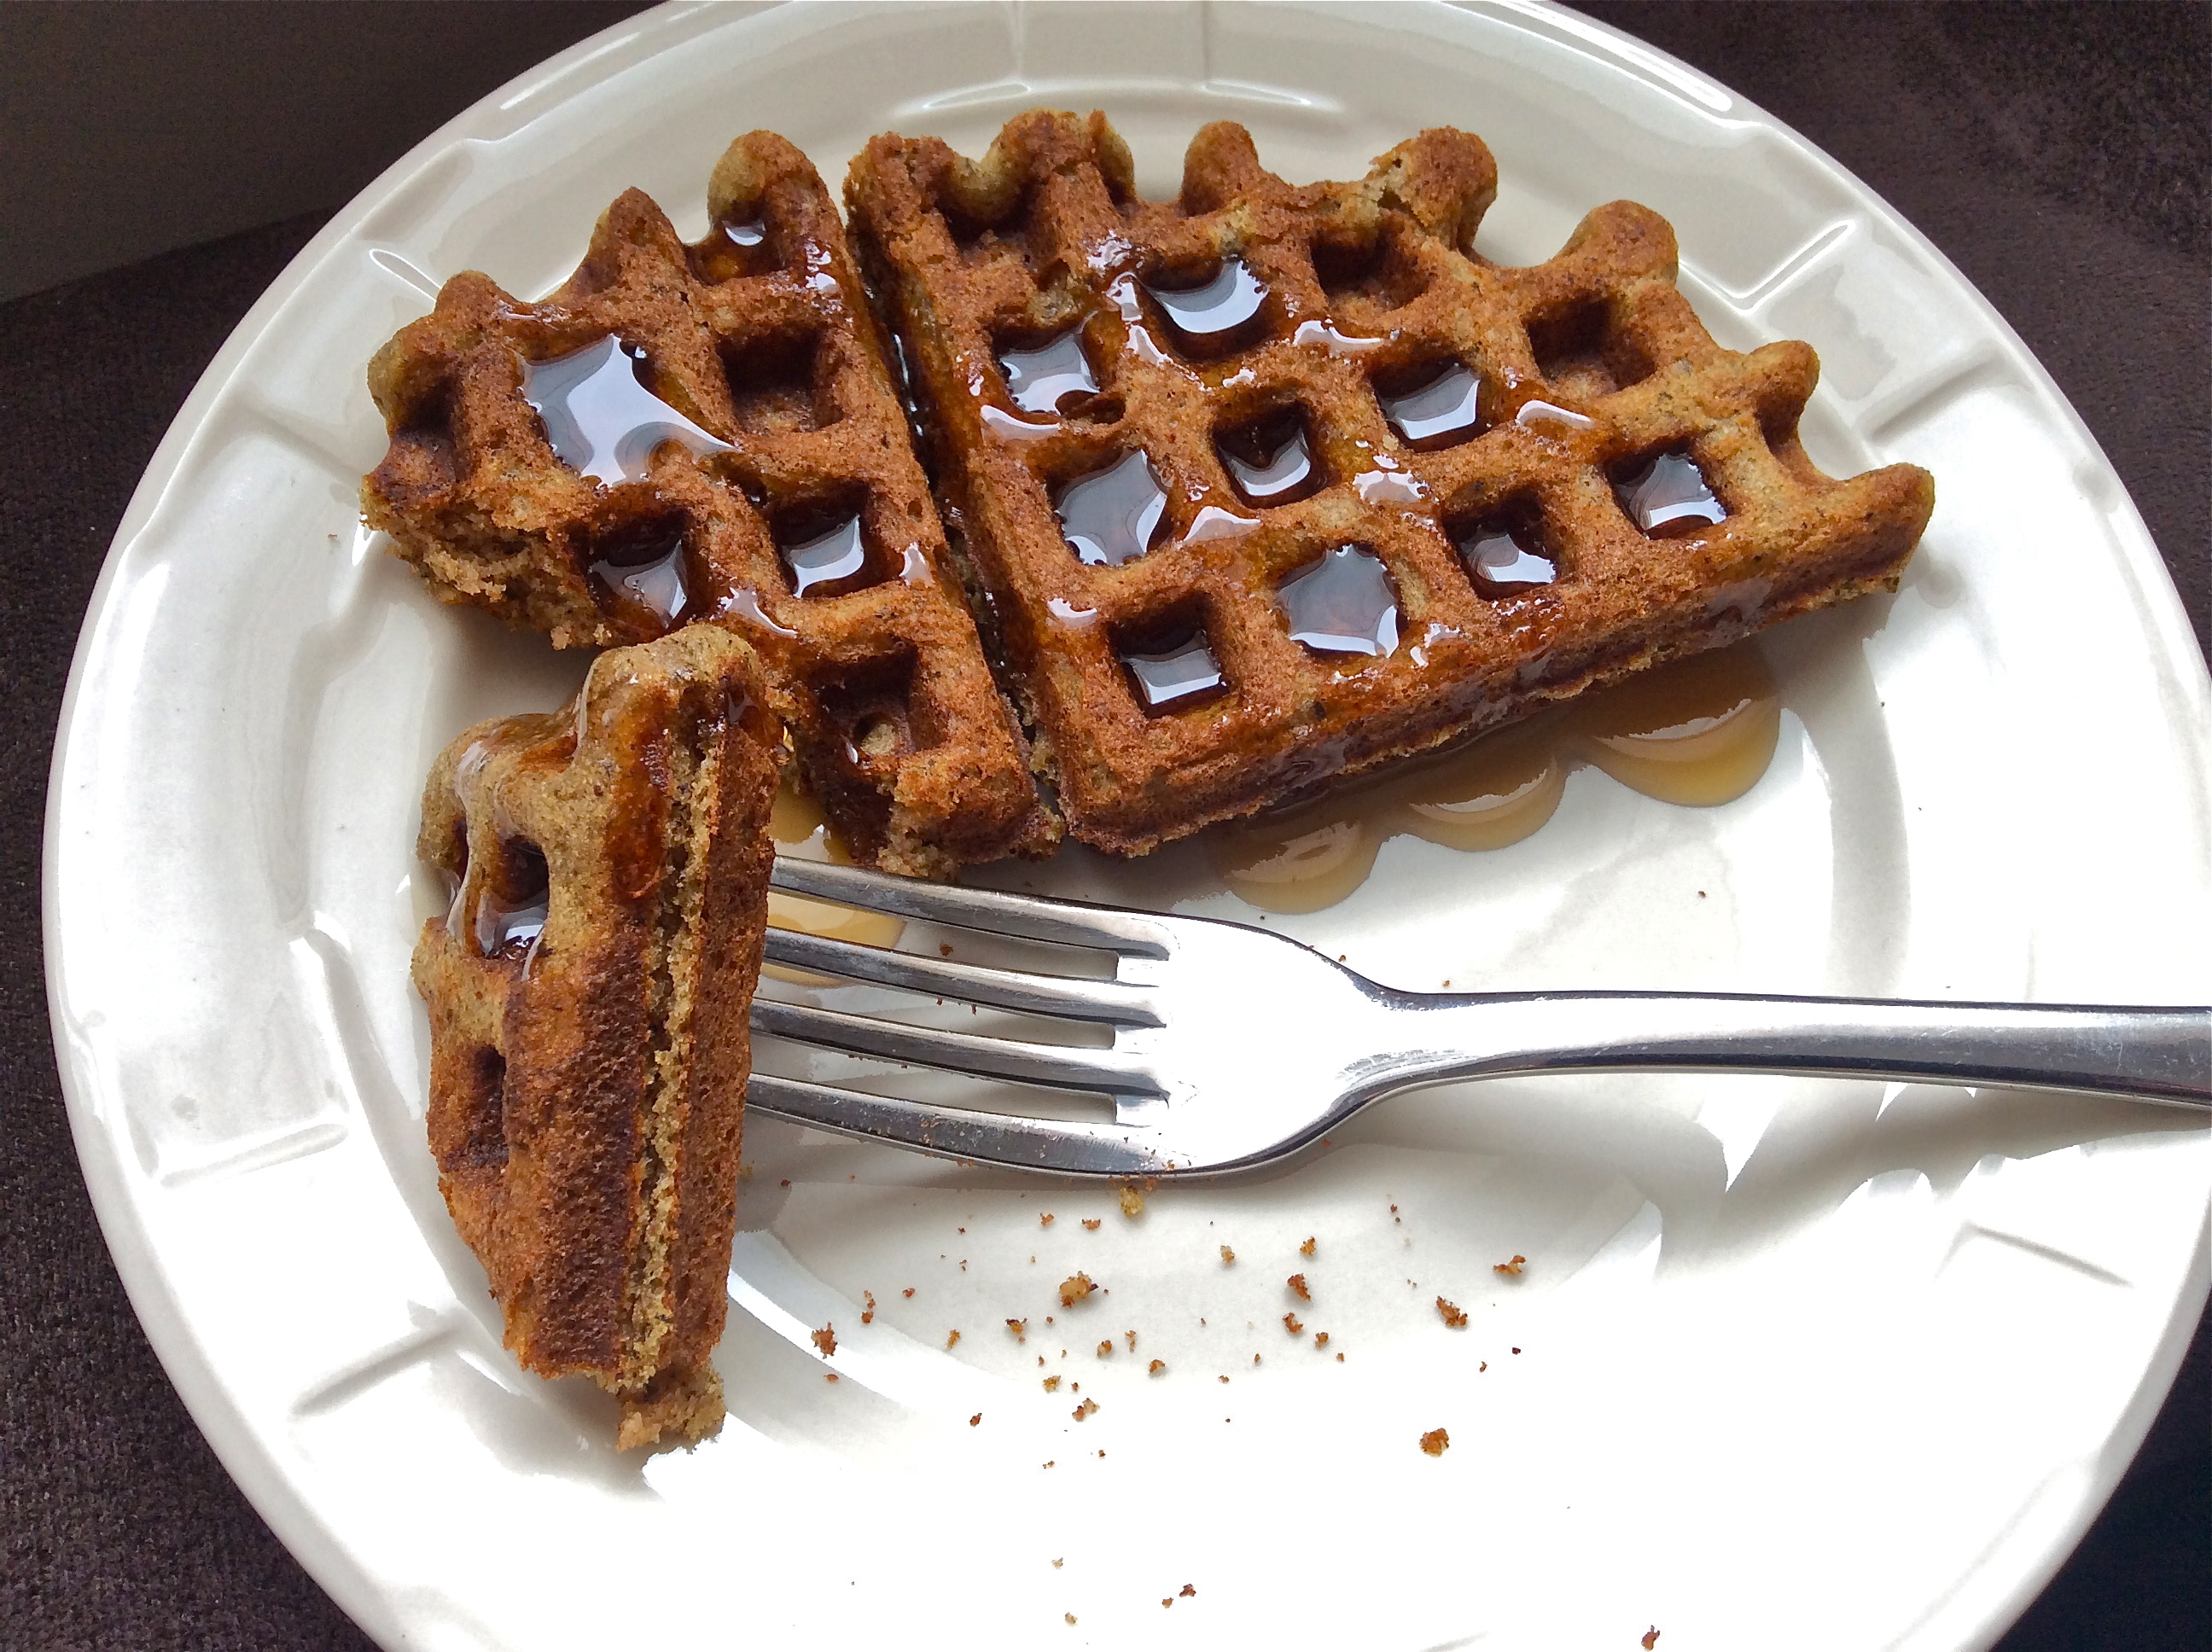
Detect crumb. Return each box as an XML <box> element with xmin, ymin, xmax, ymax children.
<box><xmin>1030</xmin><ymin>1255</ymin><xmax>1036</xmax><ymax>1264</ymax></box>
<box><xmin>1511</xmin><ymin>1347</ymin><xmax>1521</xmax><ymax>1354</ymax></box>
<box><xmin>959</xmin><ymin>1259</ymin><xmax>967</xmax><ymax>1271</ymax></box>
<box><xmin>1287</xmin><ymin>1273</ymin><xmax>1311</xmax><ymax>1301</ymax></box>
<box><xmin>1080</xmin><ymin>1218</ymin><xmax>1102</xmax><ymax>1231</ymax></box>
<box><xmin>1044</xmin><ymin>1461</ymin><xmax>1055</xmax><ymax>1469</ymax></box>
<box><xmin>1097</xmin><ymin>1450</ymin><xmax>1105</xmax><ymax>1458</ymax></box>
<box><xmin>939</xmin><ymin>942</ymin><xmax>953</xmax><ymax>955</ymax></box>
<box><xmin>1059</xmin><ymin>1272</ymin><xmax>1096</xmax><ymax>1307</ymax></box>
<box><xmin>946</xmin><ymin>1329</ymin><xmax>962</xmax><ymax>1349</ymax></box>
<box><xmin>824</xmin><ymin>1373</ymin><xmax>838</xmax><ymax>1382</ymax></box>
<box><xmin>737</xmin><ymin>1163</ymin><xmax>754</xmax><ymax>1181</ymax></box>
<box><xmin>1040</xmin><ymin>1213</ymin><xmax>1055</xmax><ymax>1227</ymax></box>
<box><xmin>1052</xmin><ymin>1557</ymin><xmax>1062</xmax><ymax>1568</ymax></box>
<box><xmin>1219</xmin><ymin>1375</ymin><xmax>1230</xmax><ymax>1384</ymax></box>
<box><xmin>902</xmin><ymin>1287</ymin><xmax>915</xmax><ymax>1298</ymax></box>
<box><xmin>1043</xmin><ymin>1375</ymin><xmax>1061</xmax><ymax>1392</ymax></box>
<box><xmin>1480</xmin><ymin>1360</ymin><xmax>1487</xmax><ymax>1372</ymax></box>
<box><xmin>1149</xmin><ymin>1358</ymin><xmax>1166</xmax><ymax>1375</ymax></box>
<box><xmin>969</xmin><ymin>1413</ymin><xmax>981</xmax><ymax>1427</ymax></box>
<box><xmin>1419</xmin><ymin>1428</ymin><xmax>1450</xmax><ymax>1457</ymax></box>
<box><xmin>958</xmin><ymin>1226</ymin><xmax>965</xmax><ymax>1234</ymax></box>
<box><xmin>1162</xmin><ymin>1598</ymin><xmax>1173</xmax><ymax>1608</ymax></box>
<box><xmin>861</xmin><ymin>1291</ymin><xmax>876</xmax><ymax>1325</ymax></box>
<box><xmin>1118</xmin><ymin>1184</ymin><xmax>1146</xmax><ymax>1218</ymax></box>
<box><xmin>1251</xmin><ymin>1353</ymin><xmax>1260</xmax><ymax>1364</ymax></box>
<box><xmin>1493</xmin><ymin>1254</ymin><xmax>1527</xmax><ymax>1276</ymax></box>
<box><xmin>1065</xmin><ymin>1614</ymin><xmax>1076</xmax><ymax>1626</ymax></box>
<box><xmin>1313</xmin><ymin>1331</ymin><xmax>1329</xmax><ymax>1348</ymax></box>
<box><xmin>1644</xmin><ymin>1631</ymin><xmax>1661</xmax><ymax>1650</ymax></box>
<box><xmin>812</xmin><ymin>1323</ymin><xmax>837</xmax><ymax>1358</ymax></box>
<box><xmin>1283</xmin><ymin>1312</ymin><xmax>1304</xmax><ymax>1335</ymax></box>
<box><xmin>1072</xmin><ymin>1397</ymin><xmax>1098</xmax><ymax>1421</ymax></box>
<box><xmin>1070</xmin><ymin>1382</ymin><xmax>1079</xmax><ymax>1393</ymax></box>
<box><xmin>1220</xmin><ymin>1245</ymin><xmax>1236</xmax><ymax>1265</ymax></box>
<box><xmin>1046</xmin><ymin>1317</ymin><xmax>1055</xmax><ymax>1325</ymax></box>
<box><xmin>1096</xmin><ymin>1340</ymin><xmax>1113</xmax><ymax>1358</ymax></box>
<box><xmin>1436</xmin><ymin>1296</ymin><xmax>1469</xmax><ymax>1329</ymax></box>
<box><xmin>1036</xmin><ymin>1355</ymin><xmax>1045</xmax><ymax>1367</ymax></box>
<box><xmin>1007</xmin><ymin>1318</ymin><xmax>1028</xmax><ymax>1341</ymax></box>
<box><xmin>1299</xmin><ymin>1236</ymin><xmax>1317</xmax><ymax>1257</ymax></box>
<box><xmin>1335</xmin><ymin>1352</ymin><xmax>1343</xmax><ymax>1361</ymax></box>
<box><xmin>780</xmin><ymin>1178</ymin><xmax>791</xmax><ymax>1188</ymax></box>
<box><xmin>1181</xmin><ymin>1584</ymin><xmax>1196</xmax><ymax>1597</ymax></box>
<box><xmin>1442</xmin><ymin>979</ymin><xmax>1452</xmax><ymax>987</ymax></box>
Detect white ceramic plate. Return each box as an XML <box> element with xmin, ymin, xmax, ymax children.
<box><xmin>46</xmin><ymin>3</ymin><xmax>2212</xmax><ymax>1649</ymax></box>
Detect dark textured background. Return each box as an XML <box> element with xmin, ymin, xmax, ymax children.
<box><xmin>2</xmin><ymin>3</ymin><xmax>2204</xmax><ymax>1648</ymax></box>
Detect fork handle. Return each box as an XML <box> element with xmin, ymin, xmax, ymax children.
<box><xmin>1366</xmin><ymin>992</ymin><xmax>2212</xmax><ymax>1107</ymax></box>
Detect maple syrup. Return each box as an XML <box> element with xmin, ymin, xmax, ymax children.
<box><xmin>521</xmin><ymin>335</ymin><xmax>732</xmax><ymax>486</ymax></box>
<box><xmin>1277</xmin><ymin>544</ymin><xmax>1400</xmax><ymax>658</ymax></box>
<box><xmin>1144</xmin><ymin>258</ymin><xmax>1269</xmax><ymax>356</ymax></box>
<box><xmin>763</xmin><ymin>779</ymin><xmax>905</xmax><ymax>978</ymax></box>
<box><xmin>588</xmin><ymin>524</ymin><xmax>691</xmax><ymax>625</ymax></box>
<box><xmin>1054</xmin><ymin>451</ymin><xmax>1167</xmax><ymax>567</ymax></box>
<box><xmin>1377</xmin><ymin>361</ymin><xmax>1484</xmax><ymax>450</ymax></box>
<box><xmin>1613</xmin><ymin>451</ymin><xmax>1726</xmax><ymax>538</ymax></box>
<box><xmin>1121</xmin><ymin>625</ymin><xmax>1226</xmax><ymax>712</ymax></box>
<box><xmin>1217</xmin><ymin>409</ymin><xmax>1320</xmax><ymax>507</ymax></box>
<box><xmin>1209</xmin><ymin>640</ymin><xmax>1780</xmax><ymax>910</ymax></box>
<box><xmin>1457</xmin><ymin>520</ymin><xmax>1557</xmax><ymax>596</ymax></box>
<box><xmin>998</xmin><ymin>329</ymin><xmax>1100</xmax><ymax>416</ymax></box>
<box><xmin>473</xmin><ymin>841</ymin><xmax>551</xmax><ymax>957</ymax></box>
<box><xmin>778</xmin><ymin>511</ymin><xmax>870</xmax><ymax>597</ymax></box>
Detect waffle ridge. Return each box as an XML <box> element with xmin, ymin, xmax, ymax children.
<box><xmin>847</xmin><ymin>113</ymin><xmax>1936</xmax><ymax>854</ymax></box>
<box><xmin>412</xmin><ymin>625</ymin><xmax>779</xmax><ymax>1450</ymax></box>
<box><xmin>366</xmin><ymin>131</ymin><xmax>1057</xmax><ymax>877</ymax></box>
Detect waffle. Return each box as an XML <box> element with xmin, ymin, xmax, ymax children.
<box><xmin>365</xmin><ymin>131</ymin><xmax>1056</xmax><ymax>877</ymax></box>
<box><xmin>846</xmin><ymin>113</ymin><xmax>1935</xmax><ymax>854</ymax></box>
<box><xmin>412</xmin><ymin>625</ymin><xmax>779</xmax><ymax>1450</ymax></box>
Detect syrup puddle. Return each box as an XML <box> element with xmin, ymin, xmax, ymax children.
<box><xmin>764</xmin><ymin>780</ymin><xmax>903</xmax><ymax>984</ymax></box>
<box><xmin>521</xmin><ymin>335</ymin><xmax>731</xmax><ymax>486</ymax></box>
<box><xmin>1210</xmin><ymin>641</ymin><xmax>1781</xmax><ymax>911</ymax></box>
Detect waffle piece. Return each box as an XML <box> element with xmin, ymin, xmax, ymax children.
<box><xmin>847</xmin><ymin>113</ymin><xmax>1935</xmax><ymax>854</ymax></box>
<box><xmin>365</xmin><ymin>131</ymin><xmax>1056</xmax><ymax>877</ymax></box>
<box><xmin>413</xmin><ymin>625</ymin><xmax>779</xmax><ymax>1450</ymax></box>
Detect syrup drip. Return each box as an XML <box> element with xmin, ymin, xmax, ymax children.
<box><xmin>589</xmin><ymin>527</ymin><xmax>690</xmax><ymax>625</ymax></box>
<box><xmin>521</xmin><ymin>336</ymin><xmax>732</xmax><ymax>486</ymax></box>
<box><xmin>1615</xmin><ymin>451</ymin><xmax>1727</xmax><ymax>538</ymax></box>
<box><xmin>780</xmin><ymin>512</ymin><xmax>870</xmax><ymax>598</ymax></box>
<box><xmin>1055</xmin><ymin>451</ymin><xmax>1167</xmax><ymax>567</ymax></box>
<box><xmin>1514</xmin><ymin>398</ymin><xmax>1598</xmax><ymax>438</ymax></box>
<box><xmin>1292</xmin><ymin>318</ymin><xmax>1387</xmax><ymax>357</ymax></box>
<box><xmin>1210</xmin><ymin>640</ymin><xmax>1780</xmax><ymax>910</ymax></box>
<box><xmin>762</xmin><ymin>780</ymin><xmax>905</xmax><ymax>980</ymax></box>
<box><xmin>1458</xmin><ymin>523</ymin><xmax>1557</xmax><ymax>595</ymax></box>
<box><xmin>725</xmin><ymin>219</ymin><xmax>768</xmax><ymax>248</ymax></box>
<box><xmin>1278</xmin><ymin>544</ymin><xmax>1400</xmax><ymax>658</ymax></box>
<box><xmin>1218</xmin><ymin>410</ymin><xmax>1318</xmax><ymax>506</ymax></box>
<box><xmin>1144</xmin><ymin>258</ymin><xmax>1269</xmax><ymax>355</ymax></box>
<box><xmin>1121</xmin><ymin>628</ymin><xmax>1225</xmax><ymax>712</ymax></box>
<box><xmin>473</xmin><ymin>843</ymin><xmax>551</xmax><ymax>957</ymax></box>
<box><xmin>1378</xmin><ymin>362</ymin><xmax>1483</xmax><ymax>449</ymax></box>
<box><xmin>999</xmin><ymin>329</ymin><xmax>1100</xmax><ymax>416</ymax></box>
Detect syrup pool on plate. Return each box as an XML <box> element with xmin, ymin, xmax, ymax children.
<box><xmin>1208</xmin><ymin>638</ymin><xmax>1780</xmax><ymax>910</ymax></box>
<box><xmin>761</xmin><ymin>779</ymin><xmax>903</xmax><ymax>982</ymax></box>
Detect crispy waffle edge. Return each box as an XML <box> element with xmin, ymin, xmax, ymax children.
<box><xmin>410</xmin><ymin>623</ymin><xmax>778</xmax><ymax>1450</ymax></box>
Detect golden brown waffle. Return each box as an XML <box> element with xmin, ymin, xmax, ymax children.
<box><xmin>365</xmin><ymin>131</ymin><xmax>1056</xmax><ymax>877</ymax></box>
<box><xmin>412</xmin><ymin>625</ymin><xmax>779</xmax><ymax>1451</ymax></box>
<box><xmin>847</xmin><ymin>113</ymin><xmax>1935</xmax><ymax>855</ymax></box>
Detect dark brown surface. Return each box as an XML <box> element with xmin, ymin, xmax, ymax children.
<box><xmin>849</xmin><ymin>112</ymin><xmax>1933</xmax><ymax>853</ymax></box>
<box><xmin>1</xmin><ymin>3</ymin><xmax>2203</xmax><ymax>1648</ymax></box>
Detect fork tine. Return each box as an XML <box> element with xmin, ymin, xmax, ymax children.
<box><xmin>770</xmin><ymin>858</ymin><xmax>1173</xmax><ymax>957</ymax></box>
<box><xmin>751</xmin><ymin>998</ymin><xmax>1165</xmax><ymax>1097</ymax></box>
<box><xmin>744</xmin><ymin>1073</ymin><xmax>1167</xmax><ymax>1176</ymax></box>
<box><xmin>760</xmin><ymin>928</ymin><xmax>1164</xmax><ymax>1025</ymax></box>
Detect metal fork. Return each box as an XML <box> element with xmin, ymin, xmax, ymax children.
<box><xmin>745</xmin><ymin>858</ymin><xmax>2212</xmax><ymax>1178</ymax></box>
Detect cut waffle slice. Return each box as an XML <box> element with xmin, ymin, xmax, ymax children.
<box><xmin>412</xmin><ymin>624</ymin><xmax>779</xmax><ymax>1451</ymax></box>
<box><xmin>365</xmin><ymin>131</ymin><xmax>1057</xmax><ymax>877</ymax></box>
<box><xmin>846</xmin><ymin>113</ymin><xmax>1936</xmax><ymax>855</ymax></box>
